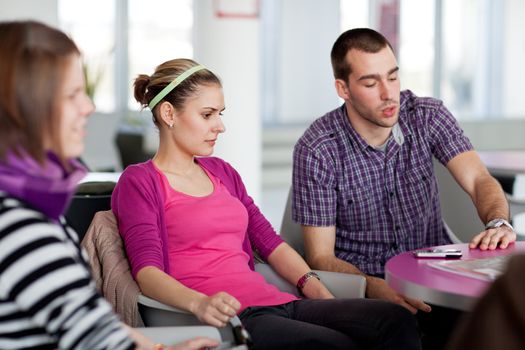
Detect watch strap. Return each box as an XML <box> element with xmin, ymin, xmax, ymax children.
<box><xmin>485</xmin><ymin>218</ymin><xmax>514</xmax><ymax>231</ymax></box>
<box><xmin>296</xmin><ymin>271</ymin><xmax>320</xmax><ymax>294</ymax></box>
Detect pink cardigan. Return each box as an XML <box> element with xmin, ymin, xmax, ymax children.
<box><xmin>111</xmin><ymin>157</ymin><xmax>284</xmax><ymax>278</ymax></box>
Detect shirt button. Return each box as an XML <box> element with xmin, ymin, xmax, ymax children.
<box><xmin>392</xmin><ymin>242</ymin><xmax>399</xmax><ymax>250</ymax></box>
<box><xmin>395</xmin><ymin>225</ymin><xmax>400</xmax><ymax>230</ymax></box>
<box><xmin>389</xmin><ymin>191</ymin><xmax>394</xmax><ymax>197</ymax></box>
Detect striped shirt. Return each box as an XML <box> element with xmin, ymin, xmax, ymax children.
<box><xmin>292</xmin><ymin>90</ymin><xmax>473</xmax><ymax>275</ymax></box>
<box><xmin>0</xmin><ymin>193</ymin><xmax>134</xmax><ymax>350</ymax></box>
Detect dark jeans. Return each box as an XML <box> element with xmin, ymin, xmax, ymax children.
<box><xmin>238</xmin><ymin>299</ymin><xmax>421</xmax><ymax>350</ymax></box>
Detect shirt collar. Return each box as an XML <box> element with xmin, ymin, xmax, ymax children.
<box><xmin>337</xmin><ymin>104</ymin><xmax>371</xmax><ymax>152</ymax></box>
<box><xmin>397</xmin><ymin>90</ymin><xmax>413</xmax><ymax>139</ymax></box>
<box><xmin>338</xmin><ymin>103</ymin><xmax>407</xmax><ymax>152</ymax></box>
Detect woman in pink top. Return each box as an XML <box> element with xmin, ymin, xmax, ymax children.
<box><xmin>112</xmin><ymin>58</ymin><xmax>421</xmax><ymax>350</ymax></box>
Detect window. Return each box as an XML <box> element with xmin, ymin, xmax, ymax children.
<box><xmin>341</xmin><ymin>0</ymin><xmax>524</xmax><ymax>120</ymax></box>
<box><xmin>399</xmin><ymin>0</ymin><xmax>435</xmax><ymax>97</ymax></box>
<box><xmin>59</xmin><ymin>0</ymin><xmax>116</xmax><ymax>112</ymax></box>
<box><xmin>128</xmin><ymin>0</ymin><xmax>193</xmax><ymax>110</ymax></box>
<box><xmin>333</xmin><ymin>1</ymin><xmax>525</xmax><ymax>122</ymax></box>
<box><xmin>340</xmin><ymin>0</ymin><xmax>369</xmax><ymax>30</ymax></box>
<box><xmin>58</xmin><ymin>0</ymin><xmax>194</xmax><ymax>114</ymax></box>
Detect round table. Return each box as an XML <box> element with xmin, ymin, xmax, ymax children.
<box><xmin>385</xmin><ymin>242</ymin><xmax>525</xmax><ymax>311</ymax></box>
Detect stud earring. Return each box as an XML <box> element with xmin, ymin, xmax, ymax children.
<box><xmin>169</xmin><ymin>123</ymin><xmax>174</xmax><ymax>128</ymax></box>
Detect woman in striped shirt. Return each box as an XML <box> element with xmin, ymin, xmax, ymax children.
<box><xmin>0</xmin><ymin>20</ymin><xmax>218</xmax><ymax>350</ymax></box>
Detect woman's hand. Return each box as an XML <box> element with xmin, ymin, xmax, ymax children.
<box><xmin>190</xmin><ymin>291</ymin><xmax>241</xmax><ymax>327</ymax></box>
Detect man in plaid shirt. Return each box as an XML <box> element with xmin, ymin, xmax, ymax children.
<box><xmin>292</xmin><ymin>28</ymin><xmax>515</xmax><ymax>349</ymax></box>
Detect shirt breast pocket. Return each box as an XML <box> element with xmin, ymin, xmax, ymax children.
<box><xmin>338</xmin><ymin>185</ymin><xmax>379</xmax><ymax>232</ymax></box>
<box><xmin>400</xmin><ymin>164</ymin><xmax>435</xmax><ymax>219</ymax></box>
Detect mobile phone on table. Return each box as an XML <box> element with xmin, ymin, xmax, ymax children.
<box><xmin>412</xmin><ymin>249</ymin><xmax>462</xmax><ymax>259</ymax></box>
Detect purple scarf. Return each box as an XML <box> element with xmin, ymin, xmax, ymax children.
<box><xmin>0</xmin><ymin>150</ymin><xmax>87</xmax><ymax>221</ymax></box>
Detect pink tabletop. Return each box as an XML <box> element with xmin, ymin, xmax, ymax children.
<box><xmin>385</xmin><ymin>242</ymin><xmax>525</xmax><ymax>310</ymax></box>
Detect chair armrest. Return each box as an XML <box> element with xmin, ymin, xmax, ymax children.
<box><xmin>254</xmin><ymin>263</ymin><xmax>366</xmax><ymax>298</ymax></box>
<box><xmin>315</xmin><ymin>270</ymin><xmax>366</xmax><ymax>298</ymax></box>
<box><xmin>443</xmin><ymin>220</ymin><xmax>462</xmax><ymax>243</ymax></box>
<box><xmin>137</xmin><ymin>327</ymin><xmax>247</xmax><ymax>350</ymax></box>
<box><xmin>254</xmin><ymin>263</ymin><xmax>298</xmax><ymax>295</ymax></box>
<box><xmin>137</xmin><ymin>326</ymin><xmax>221</xmax><ymax>343</ymax></box>
<box><xmin>138</xmin><ymin>294</ymin><xmax>190</xmax><ymax>314</ymax></box>
<box><xmin>137</xmin><ymin>294</ymin><xmax>241</xmax><ymax>344</ymax></box>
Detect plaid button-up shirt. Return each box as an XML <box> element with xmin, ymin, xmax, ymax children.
<box><xmin>292</xmin><ymin>90</ymin><xmax>473</xmax><ymax>275</ymax></box>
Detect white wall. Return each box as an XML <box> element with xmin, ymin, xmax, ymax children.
<box><xmin>461</xmin><ymin>119</ymin><xmax>525</xmax><ymax>151</ymax></box>
<box><xmin>193</xmin><ymin>0</ymin><xmax>262</xmax><ymax>202</ymax></box>
<box><xmin>0</xmin><ymin>0</ymin><xmax>57</xmax><ymax>24</ymax></box>
<box><xmin>278</xmin><ymin>0</ymin><xmax>340</xmax><ymax>123</ymax></box>
<box><xmin>502</xmin><ymin>0</ymin><xmax>525</xmax><ymax>116</ymax></box>
<box><xmin>84</xmin><ymin>112</ymin><xmax>121</xmax><ymax>171</ymax></box>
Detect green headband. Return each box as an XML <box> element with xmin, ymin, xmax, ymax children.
<box><xmin>148</xmin><ymin>65</ymin><xmax>206</xmax><ymax>110</ymax></box>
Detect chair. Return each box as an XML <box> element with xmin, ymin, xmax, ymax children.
<box><xmin>278</xmin><ymin>187</ymin><xmax>367</xmax><ymax>296</ymax></box>
<box><xmin>137</xmin><ymin>326</ymin><xmax>248</xmax><ymax>350</ymax></box>
<box><xmin>82</xmin><ymin>210</ymin><xmax>248</xmax><ymax>346</ymax></box>
<box><xmin>65</xmin><ymin>181</ymin><xmax>116</xmax><ymax>242</ymax></box>
<box><xmin>279</xmin><ymin>188</ymin><xmax>306</xmax><ymax>257</ymax></box>
<box><xmin>138</xmin><ymin>326</ymin><xmax>221</xmax><ymax>345</ymax></box>
<box><xmin>115</xmin><ymin>130</ymin><xmax>154</xmax><ymax>169</ymax></box>
<box><xmin>84</xmin><ymin>210</ymin><xmax>366</xmax><ymax>346</ymax></box>
<box><xmin>138</xmin><ymin>235</ymin><xmax>366</xmax><ymax>343</ymax></box>
<box><xmin>434</xmin><ymin>158</ymin><xmax>525</xmax><ymax>241</ymax></box>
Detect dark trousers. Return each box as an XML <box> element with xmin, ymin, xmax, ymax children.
<box><xmin>239</xmin><ymin>298</ymin><xmax>421</xmax><ymax>350</ymax></box>
<box><xmin>416</xmin><ymin>304</ymin><xmax>463</xmax><ymax>350</ymax></box>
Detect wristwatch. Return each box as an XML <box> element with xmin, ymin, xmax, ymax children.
<box><xmin>485</xmin><ymin>218</ymin><xmax>514</xmax><ymax>231</ymax></box>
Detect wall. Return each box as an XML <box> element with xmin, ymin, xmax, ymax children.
<box><xmin>277</xmin><ymin>0</ymin><xmax>340</xmax><ymax>124</ymax></box>
<box><xmin>84</xmin><ymin>112</ymin><xmax>121</xmax><ymax>171</ymax></box>
<box><xmin>0</xmin><ymin>0</ymin><xmax>57</xmax><ymax>24</ymax></box>
<box><xmin>461</xmin><ymin>119</ymin><xmax>525</xmax><ymax>151</ymax></box>
<box><xmin>193</xmin><ymin>0</ymin><xmax>262</xmax><ymax>202</ymax></box>
<box><xmin>502</xmin><ymin>0</ymin><xmax>525</xmax><ymax>116</ymax></box>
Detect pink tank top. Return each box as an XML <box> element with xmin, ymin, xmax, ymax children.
<box><xmin>154</xmin><ymin>165</ymin><xmax>297</xmax><ymax>312</ymax></box>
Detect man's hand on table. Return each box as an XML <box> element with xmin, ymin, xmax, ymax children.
<box><xmin>366</xmin><ymin>276</ymin><xmax>432</xmax><ymax>315</ymax></box>
<box><xmin>470</xmin><ymin>226</ymin><xmax>516</xmax><ymax>250</ymax></box>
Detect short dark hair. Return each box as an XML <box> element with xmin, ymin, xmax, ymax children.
<box><xmin>330</xmin><ymin>28</ymin><xmax>393</xmax><ymax>81</ymax></box>
<box><xmin>0</xmin><ymin>20</ymin><xmax>80</xmax><ymax>163</ymax></box>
